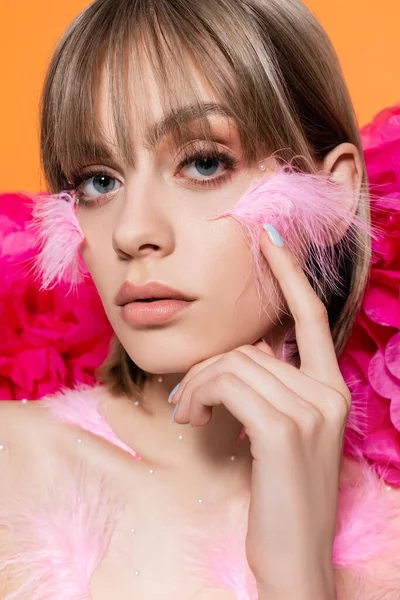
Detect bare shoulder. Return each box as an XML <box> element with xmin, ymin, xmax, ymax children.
<box><xmin>0</xmin><ymin>399</ymin><xmax>66</xmax><ymax>597</ymax></box>
<box><xmin>0</xmin><ymin>398</ymin><xmax>68</xmax><ymax>487</ymax></box>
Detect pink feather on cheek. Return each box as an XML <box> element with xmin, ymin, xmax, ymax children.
<box><xmin>206</xmin><ymin>163</ymin><xmax>372</xmax><ymax>307</ymax></box>
<box><xmin>28</xmin><ymin>191</ymin><xmax>88</xmax><ymax>291</ymax></box>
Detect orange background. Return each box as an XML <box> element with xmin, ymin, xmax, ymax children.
<box><xmin>1</xmin><ymin>0</ymin><xmax>399</xmax><ymax>193</ymax></box>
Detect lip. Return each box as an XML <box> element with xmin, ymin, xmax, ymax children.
<box><xmin>121</xmin><ymin>298</ymin><xmax>194</xmax><ymax>326</ymax></box>
<box><xmin>115</xmin><ymin>281</ymin><xmax>196</xmax><ymax>306</ymax></box>
<box><xmin>115</xmin><ymin>281</ymin><xmax>196</xmax><ymax>326</ymax></box>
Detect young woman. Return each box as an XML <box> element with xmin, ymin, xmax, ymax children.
<box><xmin>1</xmin><ymin>0</ymin><xmax>400</xmax><ymax>598</ymax></box>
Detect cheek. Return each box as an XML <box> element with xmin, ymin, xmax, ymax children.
<box><xmin>77</xmin><ymin>221</ymin><xmax>117</xmax><ymax>307</ymax></box>
<box><xmin>203</xmin><ymin>219</ymin><xmax>282</xmax><ymax>333</ymax></box>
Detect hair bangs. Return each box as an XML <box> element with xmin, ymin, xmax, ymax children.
<box><xmin>41</xmin><ymin>0</ymin><xmax>289</xmax><ymax>193</ymax></box>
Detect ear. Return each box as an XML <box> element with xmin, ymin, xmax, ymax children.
<box><xmin>319</xmin><ymin>142</ymin><xmax>364</xmax><ymax>241</ymax></box>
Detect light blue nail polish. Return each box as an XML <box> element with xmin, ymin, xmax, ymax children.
<box><xmin>263</xmin><ymin>223</ymin><xmax>284</xmax><ymax>247</ymax></box>
<box><xmin>168</xmin><ymin>383</ymin><xmax>180</xmax><ymax>403</ymax></box>
<box><xmin>171</xmin><ymin>403</ymin><xmax>179</xmax><ymax>423</ymax></box>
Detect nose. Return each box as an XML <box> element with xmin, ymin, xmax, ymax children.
<box><xmin>112</xmin><ymin>177</ymin><xmax>174</xmax><ymax>260</ymax></box>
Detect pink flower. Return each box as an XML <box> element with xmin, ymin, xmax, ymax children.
<box><xmin>340</xmin><ymin>103</ymin><xmax>400</xmax><ymax>485</ymax></box>
<box><xmin>0</xmin><ymin>193</ymin><xmax>113</xmax><ymax>400</ymax></box>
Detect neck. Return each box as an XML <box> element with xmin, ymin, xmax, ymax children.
<box><xmin>101</xmin><ymin>372</ymin><xmax>253</xmax><ymax>479</ymax></box>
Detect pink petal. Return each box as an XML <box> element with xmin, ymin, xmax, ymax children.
<box><xmin>369</xmin><ymin>350</ymin><xmax>400</xmax><ymax>401</ymax></box>
<box><xmin>385</xmin><ymin>332</ymin><xmax>400</xmax><ymax>379</ymax></box>
<box><xmin>363</xmin><ymin>284</ymin><xmax>400</xmax><ymax>328</ymax></box>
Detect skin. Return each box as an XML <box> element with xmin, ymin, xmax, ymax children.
<box><xmin>75</xmin><ymin>59</ymin><xmax>364</xmax><ymax>597</ymax></box>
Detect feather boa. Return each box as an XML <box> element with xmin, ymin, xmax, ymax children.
<box><xmin>2</xmin><ymin>384</ymin><xmax>400</xmax><ymax>599</ymax></box>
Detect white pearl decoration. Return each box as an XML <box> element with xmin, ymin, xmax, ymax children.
<box><xmin>21</xmin><ymin>398</ymin><xmax>28</xmax><ymax>404</ymax></box>
<box><xmin>178</xmin><ymin>435</ymin><xmax>183</xmax><ymax>440</ymax></box>
<box><xmin>77</xmin><ymin>438</ymin><xmax>82</xmax><ymax>444</ymax></box>
<box><xmin>259</xmin><ymin>163</ymin><xmax>266</xmax><ymax>171</ymax></box>
<box><xmin>134</xmin><ymin>401</ymin><xmax>140</xmax><ymax>407</ymax></box>
<box><xmin>0</xmin><ymin>444</ymin><xmax>4</xmax><ymax>451</ymax></box>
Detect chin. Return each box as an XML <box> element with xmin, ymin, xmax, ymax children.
<box><xmin>123</xmin><ymin>345</ymin><xmax>207</xmax><ymax>376</ymax></box>
<box><xmin>116</xmin><ymin>324</ymin><xmax>258</xmax><ymax>375</ymax></box>
<box><xmin>129</xmin><ymin>357</ymin><xmax>197</xmax><ymax>377</ymax></box>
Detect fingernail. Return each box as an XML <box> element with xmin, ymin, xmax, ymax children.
<box><xmin>168</xmin><ymin>383</ymin><xmax>180</xmax><ymax>403</ymax></box>
<box><xmin>171</xmin><ymin>403</ymin><xmax>179</xmax><ymax>423</ymax></box>
<box><xmin>263</xmin><ymin>223</ymin><xmax>284</xmax><ymax>247</ymax></box>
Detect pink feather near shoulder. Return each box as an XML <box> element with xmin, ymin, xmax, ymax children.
<box><xmin>334</xmin><ymin>450</ymin><xmax>400</xmax><ymax>590</ymax></box>
<box><xmin>39</xmin><ymin>383</ymin><xmax>142</xmax><ymax>461</ymax></box>
<box><xmin>0</xmin><ymin>455</ymin><xmax>126</xmax><ymax>600</ymax></box>
<box><xmin>187</xmin><ymin>452</ymin><xmax>400</xmax><ymax>598</ymax></box>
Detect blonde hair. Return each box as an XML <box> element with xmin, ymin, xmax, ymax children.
<box><xmin>39</xmin><ymin>0</ymin><xmax>371</xmax><ymax>398</ymax></box>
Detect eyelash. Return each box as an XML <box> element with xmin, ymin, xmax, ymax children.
<box><xmin>67</xmin><ymin>148</ymin><xmax>239</xmax><ymax>207</ymax></box>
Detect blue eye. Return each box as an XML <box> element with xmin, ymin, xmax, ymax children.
<box><xmin>82</xmin><ymin>174</ymin><xmax>121</xmax><ymax>196</ymax></box>
<box><xmin>190</xmin><ymin>156</ymin><xmax>219</xmax><ymax>177</ymax></box>
<box><xmin>177</xmin><ymin>149</ymin><xmax>238</xmax><ymax>186</ymax></box>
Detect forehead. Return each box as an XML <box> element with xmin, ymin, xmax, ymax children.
<box><xmin>94</xmin><ymin>61</ymin><xmax>239</xmax><ymax>157</ymax></box>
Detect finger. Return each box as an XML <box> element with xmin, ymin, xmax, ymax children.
<box><xmin>169</xmin><ymin>339</ymin><xmax>274</xmax><ymax>406</ymax></box>
<box><xmin>253</xmin><ymin>339</ymin><xmax>276</xmax><ymax>357</ymax></box>
<box><xmin>173</xmin><ymin>350</ymin><xmax>310</xmax><ymax>426</ymax></box>
<box><xmin>261</xmin><ymin>225</ymin><xmax>343</xmax><ymax>389</ymax></box>
<box><xmin>237</xmin><ymin>345</ymin><xmax>351</xmax><ymax>417</ymax></box>
<box><xmin>173</xmin><ymin>372</ymin><xmax>301</xmax><ymax>460</ymax></box>
<box><xmin>168</xmin><ymin>352</ymin><xmax>226</xmax><ymax>406</ymax></box>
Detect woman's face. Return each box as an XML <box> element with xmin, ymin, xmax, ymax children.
<box><xmin>76</xmin><ymin>65</ymin><xmax>283</xmax><ymax>375</ymax></box>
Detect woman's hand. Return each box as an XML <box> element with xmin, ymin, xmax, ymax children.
<box><xmin>169</xmin><ymin>223</ymin><xmax>350</xmax><ymax>600</ymax></box>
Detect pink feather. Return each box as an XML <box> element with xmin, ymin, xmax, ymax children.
<box><xmin>2</xmin><ymin>385</ymin><xmax>400</xmax><ymax>599</ymax></box>
<box><xmin>40</xmin><ymin>383</ymin><xmax>142</xmax><ymax>461</ymax></box>
<box><xmin>207</xmin><ymin>164</ymin><xmax>374</xmax><ymax>315</ymax></box>
<box><xmin>26</xmin><ymin>191</ymin><xmax>87</xmax><ymax>292</ymax></box>
<box><xmin>333</xmin><ymin>448</ymin><xmax>400</xmax><ymax>588</ymax></box>
<box><xmin>184</xmin><ymin>495</ymin><xmax>258</xmax><ymax>600</ymax></box>
<box><xmin>185</xmin><ymin>450</ymin><xmax>400</xmax><ymax>598</ymax></box>
<box><xmin>0</xmin><ymin>455</ymin><xmax>126</xmax><ymax>600</ymax></box>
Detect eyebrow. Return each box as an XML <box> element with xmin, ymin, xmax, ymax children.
<box><xmin>145</xmin><ymin>101</ymin><xmax>235</xmax><ymax>150</ymax></box>
<box><xmin>73</xmin><ymin>102</ymin><xmax>236</xmax><ymax>169</ymax></box>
